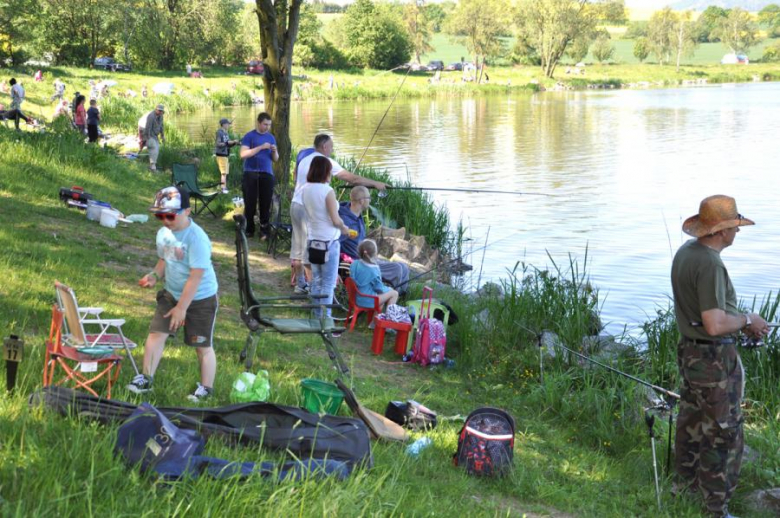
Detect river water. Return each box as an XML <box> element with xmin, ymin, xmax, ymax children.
<box><xmin>173</xmin><ymin>82</ymin><xmax>780</xmax><ymax>336</ymax></box>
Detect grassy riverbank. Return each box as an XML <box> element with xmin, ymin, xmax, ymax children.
<box><xmin>2</xmin><ymin>114</ymin><xmax>780</xmax><ymax>516</ymax></box>
<box><xmin>5</xmin><ymin>62</ymin><xmax>780</xmax><ymax>127</ymax></box>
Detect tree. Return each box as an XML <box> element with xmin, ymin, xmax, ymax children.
<box><xmin>254</xmin><ymin>0</ymin><xmax>304</xmax><ymax>186</ymax></box>
<box><xmin>566</xmin><ymin>37</ymin><xmax>591</xmax><ymax>63</ymax></box>
<box><xmin>0</xmin><ymin>0</ymin><xmax>40</xmax><ymax>66</ymax></box>
<box><xmin>646</xmin><ymin>7</ymin><xmax>677</xmax><ymax>65</ymax></box>
<box><xmin>446</xmin><ymin>0</ymin><xmax>511</xmax><ymax>70</ymax></box>
<box><xmin>758</xmin><ymin>4</ymin><xmax>780</xmax><ymax>38</ymax></box>
<box><xmin>293</xmin><ymin>2</ymin><xmax>346</xmax><ymax>68</ymax></box>
<box><xmin>713</xmin><ymin>8</ymin><xmax>761</xmax><ymax>55</ymax></box>
<box><xmin>695</xmin><ymin>5</ymin><xmax>728</xmax><ymax>43</ymax></box>
<box><xmin>338</xmin><ymin>0</ymin><xmax>412</xmax><ymax>69</ymax></box>
<box><xmin>514</xmin><ymin>0</ymin><xmax>597</xmax><ymax>78</ymax></box>
<box><xmin>425</xmin><ymin>2</ymin><xmax>452</xmax><ymax>33</ymax></box>
<box><xmin>591</xmin><ymin>34</ymin><xmax>614</xmax><ymax>63</ymax></box>
<box><xmin>404</xmin><ymin>0</ymin><xmax>434</xmax><ymax>63</ymax></box>
<box><xmin>38</xmin><ymin>0</ymin><xmax>117</xmax><ymax>66</ymax></box>
<box><xmin>633</xmin><ymin>37</ymin><xmax>649</xmax><ymax>63</ymax></box>
<box><xmin>593</xmin><ymin>0</ymin><xmax>627</xmax><ymax>26</ymax></box>
<box><xmin>672</xmin><ymin>11</ymin><xmax>697</xmax><ymax>71</ymax></box>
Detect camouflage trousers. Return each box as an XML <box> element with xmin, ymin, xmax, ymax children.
<box><xmin>675</xmin><ymin>341</ymin><xmax>744</xmax><ymax>517</ymax></box>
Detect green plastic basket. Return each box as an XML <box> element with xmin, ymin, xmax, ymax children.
<box><xmin>300</xmin><ymin>378</ymin><xmax>344</xmax><ymax>415</ymax></box>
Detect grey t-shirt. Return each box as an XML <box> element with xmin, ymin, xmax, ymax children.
<box><xmin>671</xmin><ymin>239</ymin><xmax>738</xmax><ymax>340</ymax></box>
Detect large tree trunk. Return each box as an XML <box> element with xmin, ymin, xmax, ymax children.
<box><xmin>255</xmin><ymin>0</ymin><xmax>302</xmax><ymax>191</ymax></box>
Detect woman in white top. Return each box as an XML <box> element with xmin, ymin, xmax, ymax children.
<box><xmin>301</xmin><ymin>156</ymin><xmax>350</xmax><ymax>317</ymax></box>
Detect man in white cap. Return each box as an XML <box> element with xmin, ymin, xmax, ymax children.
<box><xmin>128</xmin><ymin>186</ymin><xmax>219</xmax><ymax>402</ymax></box>
<box><xmin>671</xmin><ymin>194</ymin><xmax>769</xmax><ymax>518</ymax></box>
<box><xmin>144</xmin><ymin>104</ymin><xmax>165</xmax><ymax>172</ymax></box>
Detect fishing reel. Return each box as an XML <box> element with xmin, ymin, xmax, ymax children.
<box><xmin>738</xmin><ymin>335</ymin><xmax>767</xmax><ymax>349</ymax></box>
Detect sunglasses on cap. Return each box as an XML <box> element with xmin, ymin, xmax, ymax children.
<box><xmin>154</xmin><ymin>210</ymin><xmax>183</xmax><ymax>221</ymax></box>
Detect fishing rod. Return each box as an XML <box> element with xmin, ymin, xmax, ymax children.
<box><xmin>538</xmin><ymin>335</ymin><xmax>680</xmax><ymax>401</ymax></box>
<box><xmin>377</xmin><ymin>185</ymin><xmax>555</xmax><ymax>197</ymax></box>
<box><xmin>354</xmin><ymin>67</ymin><xmax>412</xmax><ymax>172</ymax></box>
<box><xmin>392</xmin><ymin>226</ymin><xmax>529</xmax><ymax>290</ymax></box>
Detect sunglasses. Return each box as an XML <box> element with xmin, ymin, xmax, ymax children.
<box><xmin>154</xmin><ymin>210</ymin><xmax>182</xmax><ymax>221</ymax></box>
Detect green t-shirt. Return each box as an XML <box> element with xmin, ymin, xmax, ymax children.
<box><xmin>671</xmin><ymin>239</ymin><xmax>738</xmax><ymax>341</ymax></box>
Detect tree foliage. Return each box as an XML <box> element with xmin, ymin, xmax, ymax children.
<box><xmin>695</xmin><ymin>6</ymin><xmax>728</xmax><ymax>43</ymax></box>
<box><xmin>404</xmin><ymin>0</ymin><xmax>435</xmax><ymax>63</ymax></box>
<box><xmin>446</xmin><ymin>0</ymin><xmax>511</xmax><ymax>66</ymax></box>
<box><xmin>591</xmin><ymin>34</ymin><xmax>614</xmax><ymax>63</ymax></box>
<box><xmin>293</xmin><ymin>2</ymin><xmax>346</xmax><ymax>68</ymax></box>
<box><xmin>713</xmin><ymin>8</ymin><xmax>761</xmax><ymax>54</ymax></box>
<box><xmin>647</xmin><ymin>7</ymin><xmax>677</xmax><ymax>65</ymax></box>
<box><xmin>337</xmin><ymin>0</ymin><xmax>412</xmax><ymax>69</ymax></box>
<box><xmin>758</xmin><ymin>4</ymin><xmax>780</xmax><ymax>38</ymax></box>
<box><xmin>633</xmin><ymin>37</ymin><xmax>649</xmax><ymax>63</ymax></box>
<box><xmin>672</xmin><ymin>10</ymin><xmax>697</xmax><ymax>71</ymax></box>
<box><xmin>514</xmin><ymin>0</ymin><xmax>597</xmax><ymax>78</ymax></box>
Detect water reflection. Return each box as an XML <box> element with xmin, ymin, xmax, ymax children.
<box><xmin>173</xmin><ymin>82</ymin><xmax>780</xmax><ymax>335</ymax></box>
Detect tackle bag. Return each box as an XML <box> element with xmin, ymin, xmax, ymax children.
<box><xmin>115</xmin><ymin>403</ymin><xmax>350</xmax><ymax>481</ymax></box>
<box><xmin>59</xmin><ymin>185</ymin><xmax>93</xmax><ymax>209</ymax></box>
<box><xmin>31</xmin><ymin>386</ymin><xmax>372</xmax><ymax>471</ymax></box>
<box><xmin>411</xmin><ymin>286</ymin><xmax>446</xmax><ymax>366</ymax></box>
<box><xmin>453</xmin><ymin>407</ymin><xmax>515</xmax><ymax>477</ymax></box>
<box><xmin>384</xmin><ymin>400</ymin><xmax>438</xmax><ymax>431</ymax></box>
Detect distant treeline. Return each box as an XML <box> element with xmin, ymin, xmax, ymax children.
<box><xmin>2</xmin><ymin>1</ymin><xmax>779</xmax><ymax>74</ymax></box>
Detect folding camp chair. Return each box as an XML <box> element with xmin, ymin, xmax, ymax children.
<box><xmin>43</xmin><ymin>305</ymin><xmax>124</xmax><ymax>398</ymax></box>
<box><xmin>172</xmin><ymin>163</ymin><xmax>220</xmax><ymax>217</ymax></box>
<box><xmin>54</xmin><ymin>281</ymin><xmax>140</xmax><ymax>377</ymax></box>
<box><xmin>233</xmin><ymin>214</ymin><xmax>349</xmax><ymax>375</ymax></box>
<box><xmin>266</xmin><ymin>188</ymin><xmax>293</xmax><ymax>259</ymax></box>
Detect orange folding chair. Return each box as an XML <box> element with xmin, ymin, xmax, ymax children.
<box><xmin>54</xmin><ymin>281</ymin><xmax>140</xmax><ymax>377</ymax></box>
<box><xmin>345</xmin><ymin>277</ymin><xmax>381</xmax><ymax>332</ymax></box>
<box><xmin>43</xmin><ymin>305</ymin><xmax>123</xmax><ymax>398</ymax></box>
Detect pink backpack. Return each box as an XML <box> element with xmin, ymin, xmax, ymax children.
<box><xmin>411</xmin><ymin>287</ymin><xmax>446</xmax><ymax>366</ymax></box>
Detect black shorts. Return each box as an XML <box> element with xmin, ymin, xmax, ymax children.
<box><xmin>150</xmin><ymin>290</ymin><xmax>218</xmax><ymax>348</ymax></box>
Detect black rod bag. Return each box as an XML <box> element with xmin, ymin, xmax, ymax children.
<box><xmin>30</xmin><ymin>386</ymin><xmax>372</xmax><ymax>470</ymax></box>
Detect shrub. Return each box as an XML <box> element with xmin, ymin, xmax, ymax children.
<box><xmin>633</xmin><ymin>37</ymin><xmax>650</xmax><ymax>63</ymax></box>
<box><xmin>592</xmin><ymin>36</ymin><xmax>615</xmax><ymax>63</ymax></box>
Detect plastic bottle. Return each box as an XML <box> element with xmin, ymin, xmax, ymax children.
<box><xmin>405</xmin><ymin>437</ymin><xmax>432</xmax><ymax>457</ymax></box>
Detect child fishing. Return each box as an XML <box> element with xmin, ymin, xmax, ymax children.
<box><xmin>214</xmin><ymin>117</ymin><xmax>238</xmax><ymax>194</ymax></box>
<box><xmin>349</xmin><ymin>239</ymin><xmax>398</xmax><ymax>316</ymax></box>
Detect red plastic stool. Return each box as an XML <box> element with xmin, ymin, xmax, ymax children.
<box><xmin>371</xmin><ymin>319</ymin><xmax>413</xmax><ymax>356</ymax></box>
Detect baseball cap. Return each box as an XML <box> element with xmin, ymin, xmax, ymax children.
<box><xmin>219</xmin><ymin>118</ymin><xmax>231</xmax><ymax>125</ymax></box>
<box><xmin>150</xmin><ymin>186</ymin><xmax>190</xmax><ymax>213</ymax></box>
<box><xmin>155</xmin><ymin>104</ymin><xmax>165</xmax><ymax>112</ymax></box>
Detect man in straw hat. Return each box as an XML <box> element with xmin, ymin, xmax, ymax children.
<box><xmin>671</xmin><ymin>194</ymin><xmax>769</xmax><ymax>517</ymax></box>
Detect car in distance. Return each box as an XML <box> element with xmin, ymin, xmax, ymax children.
<box><xmin>247</xmin><ymin>60</ymin><xmax>265</xmax><ymax>75</ymax></box>
<box><xmin>427</xmin><ymin>60</ymin><xmax>444</xmax><ymax>71</ymax></box>
<box><xmin>445</xmin><ymin>62</ymin><xmax>463</xmax><ymax>71</ymax></box>
<box><xmin>94</xmin><ymin>57</ymin><xmax>131</xmax><ymax>72</ymax></box>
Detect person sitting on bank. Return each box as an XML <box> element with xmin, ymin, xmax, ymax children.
<box><xmin>350</xmin><ymin>239</ymin><xmax>399</xmax><ymax>315</ymax></box>
<box><xmin>338</xmin><ymin>186</ymin><xmax>410</xmax><ymax>293</ymax></box>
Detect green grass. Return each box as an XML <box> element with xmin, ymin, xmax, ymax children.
<box><xmin>1</xmin><ymin>100</ymin><xmax>780</xmax><ymax>516</ymax></box>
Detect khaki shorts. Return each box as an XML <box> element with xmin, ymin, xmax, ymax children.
<box><xmin>150</xmin><ymin>290</ymin><xmax>218</xmax><ymax>348</ymax></box>
<box><xmin>216</xmin><ymin>156</ymin><xmax>229</xmax><ymax>176</ymax></box>
<box><xmin>289</xmin><ymin>201</ymin><xmax>309</xmax><ymax>263</ymax></box>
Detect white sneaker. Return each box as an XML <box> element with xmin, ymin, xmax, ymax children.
<box><xmin>126</xmin><ymin>374</ymin><xmax>153</xmax><ymax>394</ymax></box>
<box><xmin>187</xmin><ymin>383</ymin><xmax>213</xmax><ymax>403</ymax></box>
<box><xmin>221</xmin><ymin>187</ymin><xmax>229</xmax><ymax>194</ymax></box>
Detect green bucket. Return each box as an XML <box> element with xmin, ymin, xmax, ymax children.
<box><xmin>300</xmin><ymin>378</ymin><xmax>344</xmax><ymax>415</ymax></box>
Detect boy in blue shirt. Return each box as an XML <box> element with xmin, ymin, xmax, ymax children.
<box><xmin>240</xmin><ymin>112</ymin><xmax>278</xmax><ymax>239</ymax></box>
<box><xmin>127</xmin><ymin>186</ymin><xmax>219</xmax><ymax>402</ymax></box>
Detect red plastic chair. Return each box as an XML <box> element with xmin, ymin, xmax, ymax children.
<box><xmin>43</xmin><ymin>305</ymin><xmax>123</xmax><ymax>398</ymax></box>
<box><xmin>345</xmin><ymin>277</ymin><xmax>381</xmax><ymax>331</ymax></box>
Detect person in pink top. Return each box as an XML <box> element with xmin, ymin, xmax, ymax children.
<box><xmin>74</xmin><ymin>95</ymin><xmax>87</xmax><ymax>134</ymax></box>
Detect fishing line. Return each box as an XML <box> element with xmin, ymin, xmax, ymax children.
<box><xmin>354</xmin><ymin>66</ymin><xmax>412</xmax><ymax>172</ymax></box>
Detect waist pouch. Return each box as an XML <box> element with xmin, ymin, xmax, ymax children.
<box><xmin>308</xmin><ymin>239</ymin><xmax>329</xmax><ymax>265</ymax></box>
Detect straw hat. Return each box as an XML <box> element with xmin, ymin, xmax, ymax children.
<box><xmin>682</xmin><ymin>195</ymin><xmax>754</xmax><ymax>237</ymax></box>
